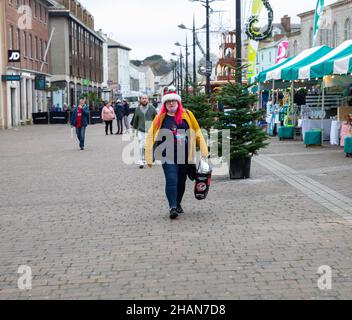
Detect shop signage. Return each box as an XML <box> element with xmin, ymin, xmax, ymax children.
<box><xmin>2</xmin><ymin>75</ymin><xmax>21</xmax><ymax>81</ymax></box>
<box><xmin>35</xmin><ymin>75</ymin><xmax>46</xmax><ymax>90</ymax></box>
<box><xmin>83</xmin><ymin>79</ymin><xmax>90</xmax><ymax>86</ymax></box>
<box><xmin>8</xmin><ymin>50</ymin><xmax>21</xmax><ymax>62</ymax></box>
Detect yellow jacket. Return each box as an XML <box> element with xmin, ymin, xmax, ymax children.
<box><xmin>145</xmin><ymin>110</ymin><xmax>209</xmax><ymax>165</ymax></box>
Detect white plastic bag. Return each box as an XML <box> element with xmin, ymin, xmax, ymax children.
<box><xmin>197</xmin><ymin>157</ymin><xmax>211</xmax><ymax>174</ymax></box>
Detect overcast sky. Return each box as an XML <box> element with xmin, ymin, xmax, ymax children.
<box><xmin>79</xmin><ymin>0</ymin><xmax>336</xmax><ymax>60</ymax></box>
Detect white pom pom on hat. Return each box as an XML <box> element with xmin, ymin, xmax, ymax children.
<box><xmin>162</xmin><ymin>85</ymin><xmax>182</xmax><ymax>104</ymax></box>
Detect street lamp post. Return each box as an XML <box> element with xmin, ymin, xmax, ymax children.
<box><xmin>178</xmin><ymin>19</ymin><xmax>206</xmax><ymax>92</ymax></box>
<box><xmin>171</xmin><ymin>52</ymin><xmax>183</xmax><ymax>94</ymax></box>
<box><xmin>189</xmin><ymin>0</ymin><xmax>223</xmax><ymax>96</ymax></box>
<box><xmin>175</xmin><ymin>39</ymin><xmax>190</xmax><ymax>90</ymax></box>
<box><xmin>235</xmin><ymin>0</ymin><xmax>242</xmax><ymax>84</ymax></box>
<box><xmin>192</xmin><ymin>16</ymin><xmax>197</xmax><ymax>89</ymax></box>
<box><xmin>180</xmin><ymin>50</ymin><xmax>183</xmax><ymax>92</ymax></box>
<box><xmin>205</xmin><ymin>0</ymin><xmax>211</xmax><ymax>96</ymax></box>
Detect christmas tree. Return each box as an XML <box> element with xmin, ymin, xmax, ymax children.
<box><xmin>182</xmin><ymin>90</ymin><xmax>215</xmax><ymax>134</ymax></box>
<box><xmin>214</xmin><ymin>81</ymin><xmax>269</xmax><ymax>161</ymax></box>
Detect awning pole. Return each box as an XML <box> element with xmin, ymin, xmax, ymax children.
<box><xmin>291</xmin><ymin>81</ymin><xmax>295</xmax><ymax>127</ymax></box>
<box><xmin>321</xmin><ymin>78</ymin><xmax>325</xmax><ymax>146</ymax></box>
<box><xmin>272</xmin><ymin>80</ymin><xmax>275</xmax><ymax>105</ymax></box>
<box><xmin>258</xmin><ymin>83</ymin><xmax>262</xmax><ymax>111</ymax></box>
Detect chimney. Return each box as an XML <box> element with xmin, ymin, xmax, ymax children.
<box><xmin>281</xmin><ymin>15</ymin><xmax>291</xmax><ymax>33</ymax></box>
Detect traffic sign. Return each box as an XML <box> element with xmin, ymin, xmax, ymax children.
<box><xmin>206</xmin><ymin>61</ymin><xmax>212</xmax><ymax>74</ymax></box>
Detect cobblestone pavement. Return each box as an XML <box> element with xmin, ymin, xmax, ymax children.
<box><xmin>0</xmin><ymin>124</ymin><xmax>352</xmax><ymax>300</ymax></box>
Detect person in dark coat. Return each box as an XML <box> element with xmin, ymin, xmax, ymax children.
<box><xmin>122</xmin><ymin>99</ymin><xmax>130</xmax><ymax>133</ymax></box>
<box><xmin>114</xmin><ymin>100</ymin><xmax>124</xmax><ymax>135</ymax></box>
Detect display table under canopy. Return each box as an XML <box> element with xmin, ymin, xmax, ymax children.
<box><xmin>298</xmin><ymin>119</ymin><xmax>332</xmax><ymax>141</ymax></box>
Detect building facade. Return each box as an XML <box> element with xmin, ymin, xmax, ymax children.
<box><xmin>107</xmin><ymin>38</ymin><xmax>131</xmax><ymax>100</ymax></box>
<box><xmin>256</xmin><ymin>39</ymin><xmax>285</xmax><ymax>74</ymax></box>
<box><xmin>288</xmin><ymin>0</ymin><xmax>352</xmax><ymax>56</ymax></box>
<box><xmin>49</xmin><ymin>0</ymin><xmax>103</xmax><ymax>109</ymax></box>
<box><xmin>254</xmin><ymin>15</ymin><xmax>300</xmax><ymax>74</ymax></box>
<box><xmin>4</xmin><ymin>0</ymin><xmax>53</xmax><ymax>128</ymax></box>
<box><xmin>0</xmin><ymin>0</ymin><xmax>7</xmax><ymax>129</ymax></box>
<box><xmin>139</xmin><ymin>65</ymin><xmax>155</xmax><ymax>96</ymax></box>
<box><xmin>96</xmin><ymin>29</ymin><xmax>111</xmax><ymax>102</ymax></box>
<box><xmin>129</xmin><ymin>63</ymin><xmax>143</xmax><ymax>96</ymax></box>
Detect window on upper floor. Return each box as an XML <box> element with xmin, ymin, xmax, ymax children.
<box><xmin>22</xmin><ymin>31</ymin><xmax>27</xmax><ymax>56</ymax></box>
<box><xmin>16</xmin><ymin>29</ymin><xmax>20</xmax><ymax>50</ymax></box>
<box><xmin>293</xmin><ymin>40</ymin><xmax>298</xmax><ymax>56</ymax></box>
<box><xmin>345</xmin><ymin>18</ymin><xmax>351</xmax><ymax>41</ymax></box>
<box><xmin>28</xmin><ymin>33</ymin><xmax>32</xmax><ymax>58</ymax></box>
<box><xmin>332</xmin><ymin>22</ymin><xmax>338</xmax><ymax>47</ymax></box>
<box><xmin>9</xmin><ymin>25</ymin><xmax>14</xmax><ymax>50</ymax></box>
<box><xmin>35</xmin><ymin>36</ymin><xmax>38</xmax><ymax>60</ymax></box>
<box><xmin>309</xmin><ymin>27</ymin><xmax>313</xmax><ymax>47</ymax></box>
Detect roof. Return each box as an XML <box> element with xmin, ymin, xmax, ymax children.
<box><xmin>49</xmin><ymin>9</ymin><xmax>104</xmax><ymax>42</ymax></box>
<box><xmin>138</xmin><ymin>65</ymin><xmax>153</xmax><ymax>72</ymax></box>
<box><xmin>107</xmin><ymin>38</ymin><xmax>131</xmax><ymax>51</ymax></box>
<box><xmin>259</xmin><ymin>38</ymin><xmax>287</xmax><ymax>50</ymax></box>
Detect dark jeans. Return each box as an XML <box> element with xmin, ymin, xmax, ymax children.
<box><xmin>116</xmin><ymin>118</ymin><xmax>123</xmax><ymax>134</ymax></box>
<box><xmin>75</xmin><ymin>126</ymin><xmax>86</xmax><ymax>149</ymax></box>
<box><xmin>162</xmin><ymin>164</ymin><xmax>188</xmax><ymax>209</ymax></box>
<box><xmin>105</xmin><ymin>120</ymin><xmax>113</xmax><ymax>134</ymax></box>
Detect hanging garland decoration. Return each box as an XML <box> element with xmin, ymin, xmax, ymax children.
<box><xmin>245</xmin><ymin>0</ymin><xmax>274</xmax><ymax>41</ymax></box>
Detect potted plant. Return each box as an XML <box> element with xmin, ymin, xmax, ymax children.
<box><xmin>214</xmin><ymin>81</ymin><xmax>269</xmax><ymax>179</ymax></box>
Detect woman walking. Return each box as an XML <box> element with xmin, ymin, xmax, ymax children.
<box><xmin>145</xmin><ymin>86</ymin><xmax>208</xmax><ymax>220</ymax></box>
<box><xmin>101</xmin><ymin>101</ymin><xmax>116</xmax><ymax>135</ymax></box>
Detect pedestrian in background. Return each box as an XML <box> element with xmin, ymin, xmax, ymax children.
<box><xmin>145</xmin><ymin>86</ymin><xmax>208</xmax><ymax>220</ymax></box>
<box><xmin>122</xmin><ymin>99</ymin><xmax>130</xmax><ymax>133</ymax></box>
<box><xmin>114</xmin><ymin>100</ymin><xmax>124</xmax><ymax>135</ymax></box>
<box><xmin>101</xmin><ymin>101</ymin><xmax>116</xmax><ymax>135</ymax></box>
<box><xmin>70</xmin><ymin>98</ymin><xmax>90</xmax><ymax>150</ymax></box>
<box><xmin>133</xmin><ymin>95</ymin><xmax>157</xmax><ymax>169</ymax></box>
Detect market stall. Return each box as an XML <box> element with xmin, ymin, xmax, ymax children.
<box><xmin>252</xmin><ymin>41</ymin><xmax>352</xmax><ymax>146</ymax></box>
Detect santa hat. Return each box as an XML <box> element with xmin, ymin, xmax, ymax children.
<box><xmin>162</xmin><ymin>86</ymin><xmax>181</xmax><ymax>105</ymax></box>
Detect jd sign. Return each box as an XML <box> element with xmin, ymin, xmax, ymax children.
<box><xmin>8</xmin><ymin>50</ymin><xmax>21</xmax><ymax>63</ymax></box>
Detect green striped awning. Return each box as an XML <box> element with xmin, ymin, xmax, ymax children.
<box><xmin>297</xmin><ymin>40</ymin><xmax>352</xmax><ymax>79</ymax></box>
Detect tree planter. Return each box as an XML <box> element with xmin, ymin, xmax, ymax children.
<box><xmin>90</xmin><ymin>111</ymin><xmax>102</xmax><ymax>124</ymax></box>
<box><xmin>32</xmin><ymin>112</ymin><xmax>49</xmax><ymax>124</ymax></box>
<box><xmin>49</xmin><ymin>112</ymin><xmax>69</xmax><ymax>124</ymax></box>
<box><xmin>229</xmin><ymin>157</ymin><xmax>252</xmax><ymax>180</ymax></box>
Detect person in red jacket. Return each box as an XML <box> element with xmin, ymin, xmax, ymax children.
<box><xmin>70</xmin><ymin>98</ymin><xmax>89</xmax><ymax>150</ymax></box>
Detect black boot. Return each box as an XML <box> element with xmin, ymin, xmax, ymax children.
<box><xmin>176</xmin><ymin>205</ymin><xmax>184</xmax><ymax>214</ymax></box>
<box><xmin>169</xmin><ymin>208</ymin><xmax>179</xmax><ymax>220</ymax></box>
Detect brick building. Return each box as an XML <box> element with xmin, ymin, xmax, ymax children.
<box><xmin>3</xmin><ymin>0</ymin><xmax>53</xmax><ymax>128</ymax></box>
<box><xmin>0</xmin><ymin>0</ymin><xmax>7</xmax><ymax>129</ymax></box>
<box><xmin>49</xmin><ymin>0</ymin><xmax>103</xmax><ymax>109</ymax></box>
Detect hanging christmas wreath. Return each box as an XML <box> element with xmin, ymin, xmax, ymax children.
<box><xmin>245</xmin><ymin>0</ymin><xmax>274</xmax><ymax>41</ymax></box>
